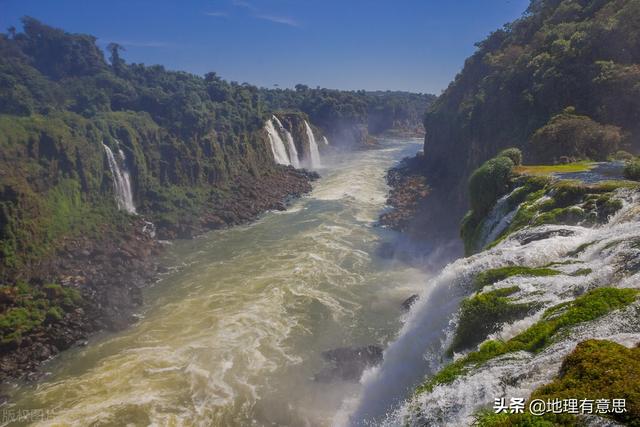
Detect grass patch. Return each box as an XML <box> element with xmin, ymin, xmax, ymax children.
<box><xmin>416</xmin><ymin>288</ymin><xmax>638</xmax><ymax>394</ymax></box>
<box><xmin>474</xmin><ymin>266</ymin><xmax>561</xmax><ymax>290</ymax></box>
<box><xmin>514</xmin><ymin>162</ymin><xmax>595</xmax><ymax>176</ymax></box>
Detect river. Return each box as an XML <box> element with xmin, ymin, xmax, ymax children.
<box><xmin>5</xmin><ymin>138</ymin><xmax>433</xmax><ymax>426</ymax></box>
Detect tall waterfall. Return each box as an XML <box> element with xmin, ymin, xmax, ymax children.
<box><xmin>102</xmin><ymin>143</ymin><xmax>136</xmax><ymax>214</ymax></box>
<box><xmin>304</xmin><ymin>120</ymin><xmax>321</xmax><ymax>169</ymax></box>
<box><xmin>273</xmin><ymin>116</ymin><xmax>300</xmax><ymax>168</ymax></box>
<box><xmin>264</xmin><ymin>116</ymin><xmax>323</xmax><ymax>170</ymax></box>
<box><xmin>265</xmin><ymin>118</ymin><xmax>291</xmax><ymax>165</ymax></box>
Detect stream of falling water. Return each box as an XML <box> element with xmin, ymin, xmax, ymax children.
<box><xmin>5</xmin><ymin>139</ymin><xmax>431</xmax><ymax>426</ymax></box>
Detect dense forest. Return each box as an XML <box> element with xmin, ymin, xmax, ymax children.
<box><xmin>403</xmin><ymin>0</ymin><xmax>640</xmax><ymax>239</ymax></box>
<box><xmin>0</xmin><ymin>18</ymin><xmax>433</xmax><ymax>281</ymax></box>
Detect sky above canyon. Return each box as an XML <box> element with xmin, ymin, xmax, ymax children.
<box><xmin>1</xmin><ymin>0</ymin><xmax>530</xmax><ymax>93</ymax></box>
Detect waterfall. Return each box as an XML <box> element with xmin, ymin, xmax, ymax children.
<box><xmin>102</xmin><ymin>143</ymin><xmax>136</xmax><ymax>214</ymax></box>
<box><xmin>304</xmin><ymin>120</ymin><xmax>321</xmax><ymax>169</ymax></box>
<box><xmin>344</xmin><ymin>189</ymin><xmax>640</xmax><ymax>426</ymax></box>
<box><xmin>322</xmin><ymin>136</ymin><xmax>330</xmax><ymax>145</ymax></box>
<box><xmin>265</xmin><ymin>118</ymin><xmax>291</xmax><ymax>165</ymax></box>
<box><xmin>477</xmin><ymin>187</ymin><xmax>521</xmax><ymax>248</ymax></box>
<box><xmin>272</xmin><ymin>116</ymin><xmax>300</xmax><ymax>168</ymax></box>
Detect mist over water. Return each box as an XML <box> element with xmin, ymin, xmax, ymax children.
<box><xmin>6</xmin><ymin>138</ymin><xmax>439</xmax><ymax>426</ymax></box>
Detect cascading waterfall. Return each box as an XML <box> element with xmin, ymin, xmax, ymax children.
<box><xmin>304</xmin><ymin>120</ymin><xmax>321</xmax><ymax>169</ymax></box>
<box><xmin>102</xmin><ymin>142</ymin><xmax>136</xmax><ymax>214</ymax></box>
<box><xmin>264</xmin><ymin>116</ymin><xmax>323</xmax><ymax>170</ymax></box>
<box><xmin>265</xmin><ymin>118</ymin><xmax>291</xmax><ymax>165</ymax></box>
<box><xmin>345</xmin><ymin>188</ymin><xmax>640</xmax><ymax>426</ymax></box>
<box><xmin>478</xmin><ymin>187</ymin><xmax>521</xmax><ymax>248</ymax></box>
<box><xmin>322</xmin><ymin>136</ymin><xmax>330</xmax><ymax>145</ymax></box>
<box><xmin>273</xmin><ymin>116</ymin><xmax>300</xmax><ymax>168</ymax></box>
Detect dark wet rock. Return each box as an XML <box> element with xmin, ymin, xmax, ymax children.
<box><xmin>314</xmin><ymin>345</ymin><xmax>383</xmax><ymax>382</ymax></box>
<box><xmin>401</xmin><ymin>294</ymin><xmax>419</xmax><ymax>311</ymax></box>
<box><xmin>517</xmin><ymin>228</ymin><xmax>576</xmax><ymax>245</ymax></box>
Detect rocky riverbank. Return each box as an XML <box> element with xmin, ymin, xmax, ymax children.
<box><xmin>0</xmin><ymin>166</ymin><xmax>317</xmax><ymax>384</ymax></box>
<box><xmin>379</xmin><ymin>154</ymin><xmax>429</xmax><ymax>232</ymax></box>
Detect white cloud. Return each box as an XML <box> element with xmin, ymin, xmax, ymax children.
<box><xmin>255</xmin><ymin>14</ymin><xmax>300</xmax><ymax>27</ymax></box>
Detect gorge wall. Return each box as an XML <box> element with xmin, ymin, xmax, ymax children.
<box><xmin>397</xmin><ymin>0</ymin><xmax>640</xmax><ymax>242</ymax></box>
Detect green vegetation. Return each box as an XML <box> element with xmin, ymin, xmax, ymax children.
<box><xmin>531</xmin><ymin>339</ymin><xmax>640</xmax><ymax>425</ymax></box>
<box><xmin>421</xmin><ymin>0</ymin><xmax>640</xmax><ymax>213</ymax></box>
<box><xmin>529</xmin><ymin>109</ymin><xmax>622</xmax><ymax>162</ymax></box>
<box><xmin>498</xmin><ymin>148</ymin><xmax>523</xmax><ymax>166</ymax></box>
<box><xmin>474</xmin><ymin>339</ymin><xmax>640</xmax><ymax>426</ymax></box>
<box><xmin>461</xmin><ymin>149</ymin><xmax>521</xmax><ymax>254</ymax></box>
<box><xmin>473</xmin><ymin>409</ymin><xmax>577</xmax><ymax>426</ymax></box>
<box><xmin>514</xmin><ymin>161</ymin><xmax>594</xmax><ymax>176</ymax></box>
<box><xmin>609</xmin><ymin>150</ymin><xmax>635</xmax><ymax>161</ymax></box>
<box><xmin>416</xmin><ymin>288</ymin><xmax>638</xmax><ymax>394</ymax></box>
<box><xmin>474</xmin><ymin>266</ymin><xmax>561</xmax><ymax>290</ymax></box>
<box><xmin>0</xmin><ymin>283</ymin><xmax>82</xmax><ymax>346</ymax></box>
<box><xmin>469</xmin><ymin>156</ymin><xmax>516</xmax><ymax>216</ymax></box>
<box><xmin>624</xmin><ymin>160</ymin><xmax>640</xmax><ymax>181</ymax></box>
<box><xmin>0</xmin><ymin>18</ymin><xmax>435</xmax><ymax>281</ymax></box>
<box><xmin>480</xmin><ymin>178</ymin><xmax>632</xmax><ymax>252</ymax></box>
<box><xmin>449</xmin><ymin>287</ymin><xmax>534</xmax><ymax>354</ymax></box>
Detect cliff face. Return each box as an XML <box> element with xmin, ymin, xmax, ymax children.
<box><xmin>414</xmin><ymin>0</ymin><xmax>640</xmax><ymax>237</ymax></box>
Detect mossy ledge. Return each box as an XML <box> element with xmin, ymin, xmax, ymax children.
<box><xmin>448</xmin><ymin>286</ymin><xmax>536</xmax><ymax>355</ymax></box>
<box><xmin>473</xmin><ymin>339</ymin><xmax>640</xmax><ymax>426</ymax></box>
<box><xmin>474</xmin><ymin>266</ymin><xmax>561</xmax><ymax>291</ymax></box>
<box><xmin>416</xmin><ymin>288</ymin><xmax>639</xmax><ymax>394</ymax></box>
<box><xmin>462</xmin><ymin>150</ymin><xmax>635</xmax><ymax>255</ymax></box>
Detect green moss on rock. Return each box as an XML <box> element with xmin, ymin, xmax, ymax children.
<box><xmin>449</xmin><ymin>287</ymin><xmax>534</xmax><ymax>354</ymax></box>
<box><xmin>474</xmin><ymin>266</ymin><xmax>561</xmax><ymax>290</ymax></box>
<box><xmin>474</xmin><ymin>339</ymin><xmax>640</xmax><ymax>426</ymax></box>
<box><xmin>416</xmin><ymin>288</ymin><xmax>638</xmax><ymax>394</ymax></box>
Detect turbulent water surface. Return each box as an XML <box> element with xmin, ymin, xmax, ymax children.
<box><xmin>6</xmin><ymin>139</ymin><xmax>432</xmax><ymax>426</ymax></box>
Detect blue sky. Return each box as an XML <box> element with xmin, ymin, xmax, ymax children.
<box><xmin>1</xmin><ymin>0</ymin><xmax>530</xmax><ymax>93</ymax></box>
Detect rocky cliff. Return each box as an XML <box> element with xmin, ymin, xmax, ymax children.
<box><xmin>393</xmin><ymin>0</ymin><xmax>640</xmax><ymax>242</ymax></box>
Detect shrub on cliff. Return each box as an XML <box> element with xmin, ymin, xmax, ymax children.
<box><xmin>497</xmin><ymin>147</ymin><xmax>522</xmax><ymax>166</ymax></box>
<box><xmin>529</xmin><ymin>110</ymin><xmax>622</xmax><ymax>163</ymax></box>
<box><xmin>624</xmin><ymin>160</ymin><xmax>640</xmax><ymax>181</ymax></box>
<box><xmin>468</xmin><ymin>156</ymin><xmax>515</xmax><ymax>216</ymax></box>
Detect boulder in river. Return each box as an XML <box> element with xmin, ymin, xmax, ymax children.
<box><xmin>401</xmin><ymin>294</ymin><xmax>419</xmax><ymax>311</ymax></box>
<box><xmin>314</xmin><ymin>345</ymin><xmax>383</xmax><ymax>382</ymax></box>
